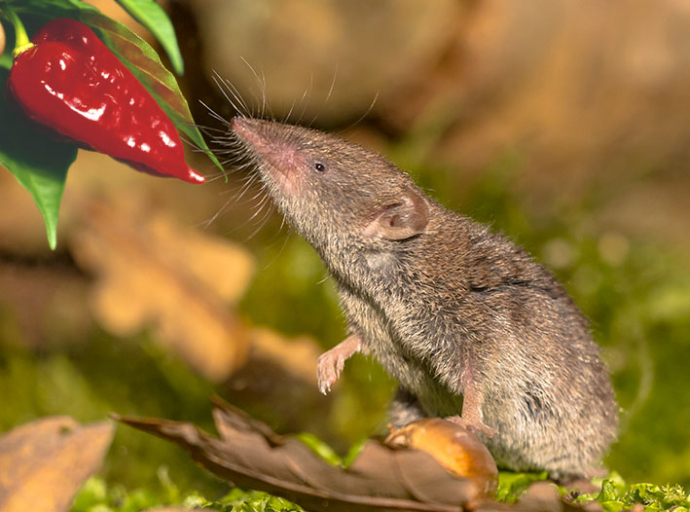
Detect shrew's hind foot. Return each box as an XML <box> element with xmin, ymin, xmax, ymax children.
<box><xmin>445</xmin><ymin>414</ymin><xmax>497</xmax><ymax>438</ymax></box>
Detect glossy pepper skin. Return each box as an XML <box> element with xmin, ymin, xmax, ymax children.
<box><xmin>7</xmin><ymin>18</ymin><xmax>205</xmax><ymax>184</ymax></box>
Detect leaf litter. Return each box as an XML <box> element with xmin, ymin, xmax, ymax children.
<box><xmin>0</xmin><ymin>416</ymin><xmax>113</xmax><ymax>512</ymax></box>
<box><xmin>115</xmin><ymin>397</ymin><xmax>482</xmax><ymax>512</ymax></box>
<box><xmin>115</xmin><ymin>396</ymin><xmax>612</xmax><ymax>512</ymax></box>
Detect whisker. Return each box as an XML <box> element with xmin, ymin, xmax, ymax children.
<box><xmin>296</xmin><ymin>72</ymin><xmax>315</xmax><ymax>125</ymax></box>
<box><xmin>284</xmin><ymin>97</ymin><xmax>298</xmax><ymax>124</ymax></box>
<box><xmin>200</xmin><ymin>99</ymin><xmax>232</xmax><ymax>127</ymax></box>
<box><xmin>202</xmin><ymin>71</ymin><xmax>287</xmax><ymax>243</ymax></box>
<box><xmin>261</xmin><ymin>226</ymin><xmax>292</xmax><ymax>271</ymax></box>
<box><xmin>246</xmin><ymin>200</ymin><xmax>277</xmax><ymax>240</ymax></box>
<box><xmin>316</xmin><ymin>272</ymin><xmax>331</xmax><ymax>285</ymax></box>
<box><xmin>215</xmin><ymin>70</ymin><xmax>254</xmax><ymax>118</ymax></box>
<box><xmin>308</xmin><ymin>65</ymin><xmax>339</xmax><ymax>127</ymax></box>
<box><xmin>341</xmin><ymin>92</ymin><xmax>379</xmax><ymax>133</ymax></box>
<box><xmin>211</xmin><ymin>72</ymin><xmax>245</xmax><ymax>117</ymax></box>
<box><xmin>239</xmin><ymin>57</ymin><xmax>270</xmax><ymax>120</ymax></box>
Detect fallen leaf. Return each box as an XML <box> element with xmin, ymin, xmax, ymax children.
<box><xmin>116</xmin><ymin>400</ymin><xmax>594</xmax><ymax>512</ymax></box>
<box><xmin>0</xmin><ymin>416</ymin><xmax>114</xmax><ymax>512</ymax></box>
<box><xmin>71</xmin><ymin>197</ymin><xmax>254</xmax><ymax>381</ymax></box>
<box><xmin>116</xmin><ymin>398</ymin><xmax>477</xmax><ymax>512</ymax></box>
<box><xmin>386</xmin><ymin>419</ymin><xmax>498</xmax><ymax>508</ymax></box>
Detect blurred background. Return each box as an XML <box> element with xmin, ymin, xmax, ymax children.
<box><xmin>1</xmin><ymin>0</ymin><xmax>689</xmax><ymax>497</ymax></box>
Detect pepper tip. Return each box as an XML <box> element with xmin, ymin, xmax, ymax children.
<box><xmin>187</xmin><ymin>167</ymin><xmax>206</xmax><ymax>184</ymax></box>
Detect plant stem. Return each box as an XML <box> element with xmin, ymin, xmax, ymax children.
<box><xmin>1</xmin><ymin>4</ymin><xmax>33</xmax><ymax>58</ymax></box>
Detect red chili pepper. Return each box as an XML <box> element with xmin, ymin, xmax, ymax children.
<box><xmin>7</xmin><ymin>18</ymin><xmax>205</xmax><ymax>184</ymax></box>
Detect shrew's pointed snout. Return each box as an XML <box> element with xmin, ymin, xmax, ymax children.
<box><xmin>231</xmin><ymin>117</ymin><xmax>307</xmax><ymax>155</ymax></box>
<box><xmin>230</xmin><ymin>116</ymin><xmax>265</xmax><ymax>142</ymax></box>
<box><xmin>230</xmin><ymin>117</ymin><xmax>301</xmax><ymax>190</ymax></box>
<box><xmin>230</xmin><ymin>117</ymin><xmax>280</xmax><ymax>157</ymax></box>
<box><xmin>230</xmin><ymin>116</ymin><xmax>261</xmax><ymax>131</ymax></box>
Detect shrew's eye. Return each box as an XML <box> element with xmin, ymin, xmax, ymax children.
<box><xmin>314</xmin><ymin>162</ymin><xmax>326</xmax><ymax>173</ymax></box>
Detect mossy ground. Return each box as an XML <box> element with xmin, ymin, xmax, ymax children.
<box><xmin>70</xmin><ymin>473</ymin><xmax>690</xmax><ymax>511</ymax></box>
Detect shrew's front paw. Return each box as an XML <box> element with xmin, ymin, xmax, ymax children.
<box><xmin>317</xmin><ymin>349</ymin><xmax>346</xmax><ymax>395</ymax></box>
<box><xmin>316</xmin><ymin>334</ymin><xmax>362</xmax><ymax>395</ymax></box>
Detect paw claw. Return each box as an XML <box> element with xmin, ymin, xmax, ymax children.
<box><xmin>317</xmin><ymin>354</ymin><xmax>340</xmax><ymax>395</ymax></box>
<box><xmin>316</xmin><ymin>335</ymin><xmax>361</xmax><ymax>395</ymax></box>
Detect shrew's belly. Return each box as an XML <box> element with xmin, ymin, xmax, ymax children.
<box><xmin>359</xmin><ymin>318</ymin><xmax>465</xmax><ymax>418</ymax></box>
<box><xmin>341</xmin><ymin>288</ymin><xmax>465</xmax><ymax>418</ymax></box>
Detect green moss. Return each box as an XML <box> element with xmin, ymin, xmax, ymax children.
<box><xmin>571</xmin><ymin>476</ymin><xmax>690</xmax><ymax>512</ymax></box>
<box><xmin>496</xmin><ymin>471</ymin><xmax>549</xmax><ymax>503</ymax></box>
<box><xmin>72</xmin><ymin>477</ymin><xmax>304</xmax><ymax>512</ymax></box>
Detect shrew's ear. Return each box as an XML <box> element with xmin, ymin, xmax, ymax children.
<box><xmin>363</xmin><ymin>188</ymin><xmax>429</xmax><ymax>240</ymax></box>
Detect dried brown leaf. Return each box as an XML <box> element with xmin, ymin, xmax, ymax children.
<box><xmin>0</xmin><ymin>416</ymin><xmax>114</xmax><ymax>512</ymax></box>
<box><xmin>116</xmin><ymin>400</ymin><xmax>476</xmax><ymax>512</ymax></box>
<box><xmin>71</xmin><ymin>199</ymin><xmax>254</xmax><ymax>381</ymax></box>
<box><xmin>386</xmin><ymin>419</ymin><xmax>498</xmax><ymax>508</ymax></box>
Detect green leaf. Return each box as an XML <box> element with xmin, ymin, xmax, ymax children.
<box><xmin>292</xmin><ymin>434</ymin><xmax>368</xmax><ymax>469</ymax></box>
<box><xmin>216</xmin><ymin>488</ymin><xmax>305</xmax><ymax>512</ymax></box>
<box><xmin>0</xmin><ymin>68</ymin><xmax>77</xmax><ymax>250</ymax></box>
<box><xmin>599</xmin><ymin>480</ymin><xmax>622</xmax><ymax>503</ymax></box>
<box><xmin>294</xmin><ymin>432</ymin><xmax>343</xmax><ymax>466</ymax></box>
<box><xmin>495</xmin><ymin>471</ymin><xmax>549</xmax><ymax>503</ymax></box>
<box><xmin>114</xmin><ymin>0</ymin><xmax>184</xmax><ymax>76</ymax></box>
<box><xmin>341</xmin><ymin>437</ymin><xmax>367</xmax><ymax>468</ymax></box>
<box><xmin>71</xmin><ymin>477</ymin><xmax>108</xmax><ymax>512</ymax></box>
<box><xmin>4</xmin><ymin>0</ymin><xmax>67</xmax><ymax>13</ymax></box>
<box><xmin>6</xmin><ymin>0</ymin><xmax>99</xmax><ymax>21</ymax></box>
<box><xmin>600</xmin><ymin>500</ymin><xmax>625</xmax><ymax>512</ymax></box>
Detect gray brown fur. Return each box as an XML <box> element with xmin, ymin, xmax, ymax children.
<box><xmin>229</xmin><ymin>117</ymin><xmax>618</xmax><ymax>480</ymax></box>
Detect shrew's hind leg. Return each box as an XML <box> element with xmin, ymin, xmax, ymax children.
<box><xmin>389</xmin><ymin>387</ymin><xmax>428</xmax><ymax>427</ymax></box>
